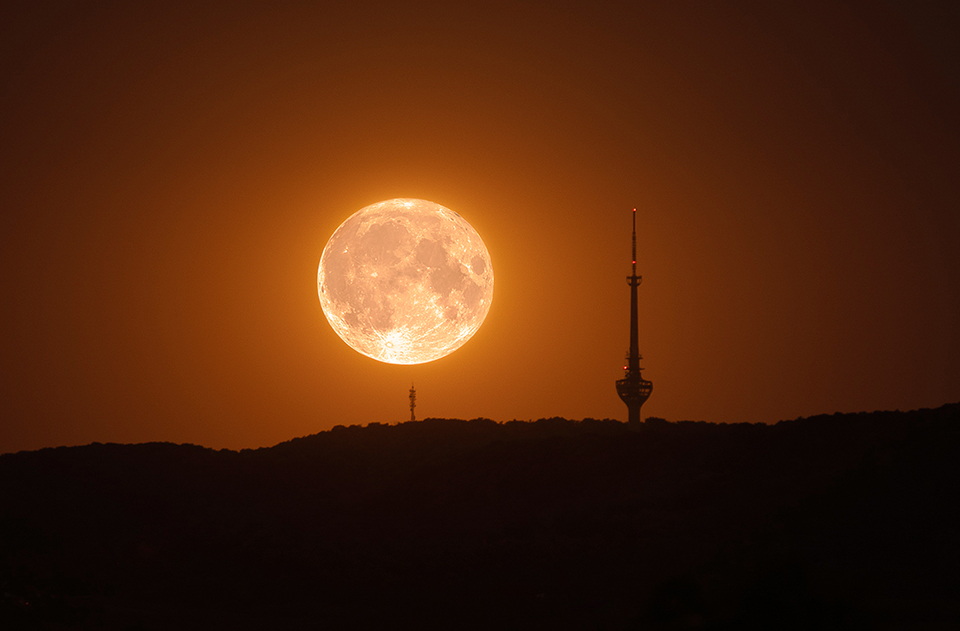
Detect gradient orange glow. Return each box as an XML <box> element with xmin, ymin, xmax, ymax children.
<box><xmin>1</xmin><ymin>2</ymin><xmax>957</xmax><ymax>452</ymax></box>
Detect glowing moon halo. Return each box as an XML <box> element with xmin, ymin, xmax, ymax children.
<box><xmin>317</xmin><ymin>198</ymin><xmax>494</xmax><ymax>364</ymax></box>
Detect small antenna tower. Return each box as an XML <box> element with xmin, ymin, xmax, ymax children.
<box><xmin>409</xmin><ymin>383</ymin><xmax>417</xmax><ymax>422</ymax></box>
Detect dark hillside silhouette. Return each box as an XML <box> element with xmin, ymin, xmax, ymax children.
<box><xmin>2</xmin><ymin>405</ymin><xmax>958</xmax><ymax>630</ymax></box>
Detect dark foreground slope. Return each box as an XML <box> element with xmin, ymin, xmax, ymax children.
<box><xmin>1</xmin><ymin>405</ymin><xmax>958</xmax><ymax>630</ymax></box>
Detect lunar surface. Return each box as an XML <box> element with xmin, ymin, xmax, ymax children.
<box><xmin>318</xmin><ymin>199</ymin><xmax>494</xmax><ymax>364</ymax></box>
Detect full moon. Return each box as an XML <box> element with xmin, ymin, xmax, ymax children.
<box><xmin>317</xmin><ymin>198</ymin><xmax>494</xmax><ymax>364</ymax></box>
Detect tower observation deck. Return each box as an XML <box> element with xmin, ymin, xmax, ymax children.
<box><xmin>616</xmin><ymin>208</ymin><xmax>653</xmax><ymax>424</ymax></box>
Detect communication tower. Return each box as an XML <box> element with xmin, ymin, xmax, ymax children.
<box><xmin>616</xmin><ymin>208</ymin><xmax>653</xmax><ymax>424</ymax></box>
<box><xmin>409</xmin><ymin>383</ymin><xmax>417</xmax><ymax>422</ymax></box>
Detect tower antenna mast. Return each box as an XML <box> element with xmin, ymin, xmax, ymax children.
<box><xmin>409</xmin><ymin>383</ymin><xmax>417</xmax><ymax>423</ymax></box>
<box><xmin>616</xmin><ymin>208</ymin><xmax>653</xmax><ymax>424</ymax></box>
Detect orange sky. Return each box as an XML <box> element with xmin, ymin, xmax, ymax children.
<box><xmin>2</xmin><ymin>1</ymin><xmax>958</xmax><ymax>453</ymax></box>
